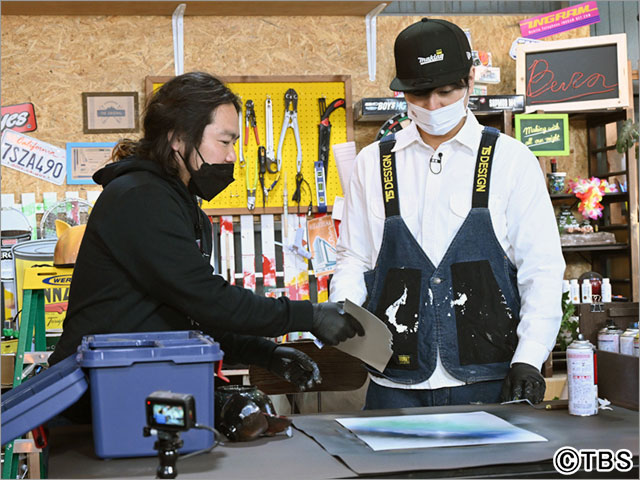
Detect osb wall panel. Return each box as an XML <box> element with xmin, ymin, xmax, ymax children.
<box><xmin>1</xmin><ymin>14</ymin><xmax>590</xmax><ymax>202</ymax></box>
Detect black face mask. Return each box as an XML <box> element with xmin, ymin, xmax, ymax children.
<box><xmin>178</xmin><ymin>148</ymin><xmax>235</xmax><ymax>201</ymax></box>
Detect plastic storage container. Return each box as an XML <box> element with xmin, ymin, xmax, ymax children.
<box><xmin>77</xmin><ymin>330</ymin><xmax>223</xmax><ymax>458</ymax></box>
<box><xmin>1</xmin><ymin>354</ymin><xmax>88</xmax><ymax>445</ymax></box>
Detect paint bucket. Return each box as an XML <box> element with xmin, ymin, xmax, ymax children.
<box><xmin>13</xmin><ymin>239</ymin><xmax>57</xmax><ymax>314</ymax></box>
<box><xmin>2</xmin><ymin>207</ymin><xmax>33</xmax><ymax>324</ymax></box>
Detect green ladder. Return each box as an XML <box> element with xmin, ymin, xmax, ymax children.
<box><xmin>2</xmin><ymin>284</ymin><xmax>48</xmax><ymax>479</ymax></box>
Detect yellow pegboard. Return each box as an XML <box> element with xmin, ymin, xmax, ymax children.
<box><xmin>201</xmin><ymin>80</ymin><xmax>347</xmax><ymax>211</ymax></box>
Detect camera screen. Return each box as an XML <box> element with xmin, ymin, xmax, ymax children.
<box><xmin>151</xmin><ymin>403</ymin><xmax>185</xmax><ymax>427</ymax></box>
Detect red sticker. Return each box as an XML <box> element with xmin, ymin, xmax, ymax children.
<box><xmin>1</xmin><ymin>103</ymin><xmax>37</xmax><ymax>133</ymax></box>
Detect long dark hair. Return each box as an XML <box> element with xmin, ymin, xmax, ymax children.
<box><xmin>112</xmin><ymin>72</ymin><xmax>241</xmax><ymax>177</ymax></box>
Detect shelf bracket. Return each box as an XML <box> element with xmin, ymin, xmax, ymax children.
<box><xmin>365</xmin><ymin>3</ymin><xmax>387</xmax><ymax>82</ymax></box>
<box><xmin>172</xmin><ymin>3</ymin><xmax>186</xmax><ymax>76</ymax></box>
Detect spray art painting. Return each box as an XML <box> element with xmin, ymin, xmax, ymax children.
<box><xmin>336</xmin><ymin>411</ymin><xmax>547</xmax><ymax>451</ymax></box>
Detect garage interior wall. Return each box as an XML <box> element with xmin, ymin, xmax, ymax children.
<box><xmin>1</xmin><ymin>14</ymin><xmax>589</xmax><ymax>201</ymax></box>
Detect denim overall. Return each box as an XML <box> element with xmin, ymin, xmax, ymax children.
<box><xmin>363</xmin><ymin>128</ymin><xmax>520</xmax><ymax>408</ymax></box>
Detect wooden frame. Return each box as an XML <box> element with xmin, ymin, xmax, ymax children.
<box><xmin>82</xmin><ymin>91</ymin><xmax>139</xmax><ymax>134</ymax></box>
<box><xmin>516</xmin><ymin>33</ymin><xmax>629</xmax><ymax>113</ymax></box>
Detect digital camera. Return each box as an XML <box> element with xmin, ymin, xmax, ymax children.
<box><xmin>145</xmin><ymin>391</ymin><xmax>196</xmax><ymax>432</ymax></box>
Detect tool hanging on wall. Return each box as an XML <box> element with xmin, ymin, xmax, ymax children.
<box><xmin>258</xmin><ymin>146</ymin><xmax>267</xmax><ymax>210</ymax></box>
<box><xmin>315</xmin><ymin>97</ymin><xmax>345</xmax><ymax>213</ymax></box>
<box><xmin>237</xmin><ymin>97</ymin><xmax>245</xmax><ymax>167</ymax></box>
<box><xmin>261</xmin><ymin>96</ymin><xmax>280</xmax><ymax>206</ymax></box>
<box><xmin>246</xmin><ymin>148</ymin><xmax>258</xmax><ymax>210</ymax></box>
<box><xmin>276</xmin><ymin>89</ymin><xmax>310</xmax><ymax>213</ymax></box>
<box><xmin>276</xmin><ymin>89</ymin><xmax>301</xmax><ymax>173</ymax></box>
<box><xmin>244</xmin><ymin>100</ymin><xmax>260</xmax><ymax>147</ymax></box>
<box><xmin>239</xmin><ymin>100</ymin><xmax>259</xmax><ymax>209</ymax></box>
<box><xmin>265</xmin><ymin>96</ymin><xmax>277</xmax><ymax>174</ymax></box>
<box><xmin>317</xmin><ymin>97</ymin><xmax>345</xmax><ymax>181</ymax></box>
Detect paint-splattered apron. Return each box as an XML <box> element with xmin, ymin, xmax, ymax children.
<box><xmin>364</xmin><ymin>127</ymin><xmax>521</xmax><ymax>385</ymax></box>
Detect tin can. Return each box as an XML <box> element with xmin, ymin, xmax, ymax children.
<box><xmin>620</xmin><ymin>328</ymin><xmax>639</xmax><ymax>356</ymax></box>
<box><xmin>597</xmin><ymin>320</ymin><xmax>622</xmax><ymax>353</ymax></box>
<box><xmin>567</xmin><ymin>336</ymin><xmax>598</xmax><ymax>416</ymax></box>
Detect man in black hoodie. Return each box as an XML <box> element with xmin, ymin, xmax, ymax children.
<box><xmin>49</xmin><ymin>73</ymin><xmax>363</xmax><ymax>412</ymax></box>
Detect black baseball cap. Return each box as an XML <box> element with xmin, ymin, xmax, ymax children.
<box><xmin>390</xmin><ymin>18</ymin><xmax>473</xmax><ymax>92</ymax></box>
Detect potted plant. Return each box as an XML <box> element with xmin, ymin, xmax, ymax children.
<box><xmin>557</xmin><ymin>291</ymin><xmax>578</xmax><ymax>351</ymax></box>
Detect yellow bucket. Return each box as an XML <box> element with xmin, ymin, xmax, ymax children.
<box><xmin>13</xmin><ymin>239</ymin><xmax>71</xmax><ymax>331</ymax></box>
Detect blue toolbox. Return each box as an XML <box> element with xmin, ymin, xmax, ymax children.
<box><xmin>1</xmin><ymin>330</ymin><xmax>223</xmax><ymax>458</ymax></box>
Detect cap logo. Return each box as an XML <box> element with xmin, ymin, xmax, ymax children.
<box><xmin>418</xmin><ymin>49</ymin><xmax>444</xmax><ymax>66</ymax></box>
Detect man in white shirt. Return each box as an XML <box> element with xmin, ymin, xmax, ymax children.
<box><xmin>330</xmin><ymin>18</ymin><xmax>564</xmax><ymax>409</ymax></box>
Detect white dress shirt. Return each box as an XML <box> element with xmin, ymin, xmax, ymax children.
<box><xmin>330</xmin><ymin>112</ymin><xmax>564</xmax><ymax>389</ymax></box>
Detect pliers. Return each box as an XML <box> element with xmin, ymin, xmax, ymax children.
<box><xmin>276</xmin><ymin>88</ymin><xmax>302</xmax><ymax>173</ymax></box>
<box><xmin>318</xmin><ymin>97</ymin><xmax>345</xmax><ymax>180</ymax></box>
<box><xmin>244</xmin><ymin>100</ymin><xmax>260</xmax><ymax>146</ymax></box>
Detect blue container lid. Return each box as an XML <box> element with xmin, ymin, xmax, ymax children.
<box><xmin>1</xmin><ymin>354</ymin><xmax>88</xmax><ymax>445</ymax></box>
<box><xmin>77</xmin><ymin>330</ymin><xmax>223</xmax><ymax>368</ymax></box>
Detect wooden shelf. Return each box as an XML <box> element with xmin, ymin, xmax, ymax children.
<box><xmin>562</xmin><ymin>243</ymin><xmax>629</xmax><ymax>253</ymax></box>
<box><xmin>1</xmin><ymin>1</ymin><xmax>386</xmax><ymax>16</ymax></box>
<box><xmin>550</xmin><ymin>192</ymin><xmax>627</xmax><ymax>203</ymax></box>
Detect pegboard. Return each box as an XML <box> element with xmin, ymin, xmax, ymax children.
<box><xmin>144</xmin><ymin>75</ymin><xmax>354</xmax><ymax>215</ymax></box>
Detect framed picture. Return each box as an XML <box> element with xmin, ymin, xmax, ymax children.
<box><xmin>82</xmin><ymin>92</ymin><xmax>139</xmax><ymax>134</ymax></box>
<box><xmin>516</xmin><ymin>33</ymin><xmax>629</xmax><ymax>113</ymax></box>
<box><xmin>66</xmin><ymin>142</ymin><xmax>116</xmax><ymax>184</ymax></box>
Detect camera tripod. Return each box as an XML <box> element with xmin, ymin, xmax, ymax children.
<box><xmin>143</xmin><ymin>427</ymin><xmax>184</xmax><ymax>479</ymax></box>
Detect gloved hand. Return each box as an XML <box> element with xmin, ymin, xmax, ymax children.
<box><xmin>311</xmin><ymin>302</ymin><xmax>365</xmax><ymax>346</ymax></box>
<box><xmin>500</xmin><ymin>362</ymin><xmax>546</xmax><ymax>404</ymax></box>
<box><xmin>268</xmin><ymin>346</ymin><xmax>322</xmax><ymax>391</ymax></box>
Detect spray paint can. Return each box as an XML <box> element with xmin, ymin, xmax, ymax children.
<box><xmin>569</xmin><ymin>279</ymin><xmax>580</xmax><ymax>304</ymax></box>
<box><xmin>597</xmin><ymin>319</ymin><xmax>623</xmax><ymax>353</ymax></box>
<box><xmin>620</xmin><ymin>323</ymin><xmax>639</xmax><ymax>356</ymax></box>
<box><xmin>567</xmin><ymin>334</ymin><xmax>598</xmax><ymax>416</ymax></box>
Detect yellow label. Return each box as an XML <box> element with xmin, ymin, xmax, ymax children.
<box><xmin>19</xmin><ymin>266</ymin><xmax>73</xmax><ymax>331</ymax></box>
<box><xmin>1</xmin><ymin>339</ymin><xmax>18</xmax><ymax>354</ymax></box>
<box><xmin>397</xmin><ymin>355</ymin><xmax>411</xmax><ymax>365</ymax></box>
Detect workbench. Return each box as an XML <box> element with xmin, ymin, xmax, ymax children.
<box><xmin>47</xmin><ymin>403</ymin><xmax>638</xmax><ymax>479</ymax></box>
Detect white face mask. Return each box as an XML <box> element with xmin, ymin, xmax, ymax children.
<box><xmin>406</xmin><ymin>90</ymin><xmax>468</xmax><ymax>136</ymax></box>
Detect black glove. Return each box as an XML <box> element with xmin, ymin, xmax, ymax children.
<box><xmin>501</xmin><ymin>362</ymin><xmax>546</xmax><ymax>404</ymax></box>
<box><xmin>268</xmin><ymin>346</ymin><xmax>322</xmax><ymax>391</ymax></box>
<box><xmin>311</xmin><ymin>302</ymin><xmax>365</xmax><ymax>346</ymax></box>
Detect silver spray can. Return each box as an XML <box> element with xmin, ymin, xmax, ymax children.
<box><xmin>597</xmin><ymin>319</ymin><xmax>623</xmax><ymax>353</ymax></box>
<box><xmin>567</xmin><ymin>335</ymin><xmax>598</xmax><ymax>416</ymax></box>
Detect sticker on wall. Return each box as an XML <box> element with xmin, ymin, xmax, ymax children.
<box><xmin>474</xmin><ymin>66</ymin><xmax>501</xmax><ymax>84</ymax></box>
<box><xmin>1</xmin><ymin>130</ymin><xmax>66</xmax><ymax>185</ymax></box>
<box><xmin>509</xmin><ymin>37</ymin><xmax>543</xmax><ymax>60</ymax></box>
<box><xmin>1</xmin><ymin>103</ymin><xmax>37</xmax><ymax>133</ymax></box>
<box><xmin>519</xmin><ymin>1</ymin><xmax>600</xmax><ymax>39</ymax></box>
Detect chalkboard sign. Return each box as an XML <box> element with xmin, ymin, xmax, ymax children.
<box><xmin>516</xmin><ymin>33</ymin><xmax>629</xmax><ymax>113</ymax></box>
<box><xmin>514</xmin><ymin>114</ymin><xmax>570</xmax><ymax>156</ymax></box>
